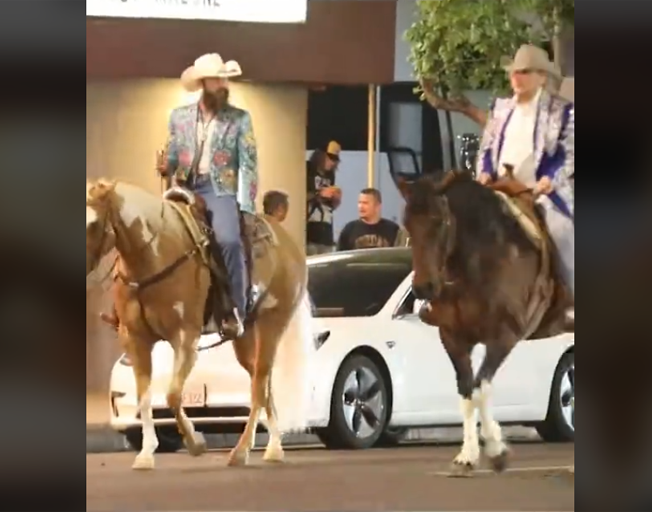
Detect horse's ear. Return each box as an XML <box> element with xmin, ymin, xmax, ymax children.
<box><xmin>396</xmin><ymin>178</ymin><xmax>411</xmax><ymax>200</ymax></box>
<box><xmin>97</xmin><ymin>178</ymin><xmax>117</xmax><ymax>190</ymax></box>
<box><xmin>87</xmin><ymin>178</ymin><xmax>117</xmax><ymax>201</ymax></box>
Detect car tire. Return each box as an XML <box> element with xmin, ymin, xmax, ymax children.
<box><xmin>124</xmin><ymin>427</ymin><xmax>184</xmax><ymax>453</ymax></box>
<box><xmin>536</xmin><ymin>352</ymin><xmax>574</xmax><ymax>442</ymax></box>
<box><xmin>316</xmin><ymin>354</ymin><xmax>390</xmax><ymax>450</ymax></box>
<box><xmin>375</xmin><ymin>426</ymin><xmax>409</xmax><ymax>447</ymax></box>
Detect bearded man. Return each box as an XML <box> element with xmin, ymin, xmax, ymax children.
<box><xmin>157</xmin><ymin>53</ymin><xmax>258</xmax><ymax>338</ymax></box>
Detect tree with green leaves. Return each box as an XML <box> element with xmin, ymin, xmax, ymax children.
<box><xmin>405</xmin><ymin>0</ymin><xmax>574</xmax><ymax>127</ymax></box>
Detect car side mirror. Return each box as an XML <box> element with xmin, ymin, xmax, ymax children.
<box><xmin>413</xmin><ymin>299</ymin><xmax>426</xmax><ymax>315</ymax></box>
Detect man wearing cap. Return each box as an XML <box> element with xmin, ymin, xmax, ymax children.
<box><xmin>476</xmin><ymin>44</ymin><xmax>574</xmax><ymax>309</ymax></box>
<box><xmin>156</xmin><ymin>53</ymin><xmax>257</xmax><ymax>338</ymax></box>
<box><xmin>306</xmin><ymin>141</ymin><xmax>342</xmax><ymax>255</ymax></box>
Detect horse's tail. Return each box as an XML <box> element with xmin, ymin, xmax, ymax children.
<box><xmin>270</xmin><ymin>288</ymin><xmax>314</xmax><ymax>434</ymax></box>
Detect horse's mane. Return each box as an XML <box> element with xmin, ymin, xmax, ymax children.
<box><xmin>407</xmin><ymin>170</ymin><xmax>474</xmax><ymax>215</ymax></box>
<box><xmin>410</xmin><ymin>170</ymin><xmax>534</xmax><ymax>258</ymax></box>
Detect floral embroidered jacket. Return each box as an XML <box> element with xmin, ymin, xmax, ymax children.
<box><xmin>476</xmin><ymin>89</ymin><xmax>574</xmax><ymax>219</ymax></box>
<box><xmin>166</xmin><ymin>103</ymin><xmax>258</xmax><ymax>214</ymax></box>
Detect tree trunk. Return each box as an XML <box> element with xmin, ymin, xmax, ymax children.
<box><xmin>441</xmin><ymin>94</ymin><xmax>457</xmax><ymax>169</ymax></box>
<box><xmin>420</xmin><ymin>79</ymin><xmax>488</xmax><ymax>127</ymax></box>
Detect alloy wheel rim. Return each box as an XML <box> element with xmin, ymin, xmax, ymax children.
<box><xmin>341</xmin><ymin>366</ymin><xmax>384</xmax><ymax>438</ymax></box>
<box><xmin>559</xmin><ymin>363</ymin><xmax>575</xmax><ymax>431</ymax></box>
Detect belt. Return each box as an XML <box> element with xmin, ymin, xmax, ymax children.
<box><xmin>192</xmin><ymin>174</ymin><xmax>212</xmax><ymax>186</ymax></box>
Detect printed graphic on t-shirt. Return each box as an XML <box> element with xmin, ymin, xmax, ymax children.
<box><xmin>307</xmin><ymin>174</ymin><xmax>334</xmax><ymax>224</ymax></box>
<box><xmin>352</xmin><ymin>233</ymin><xmax>393</xmax><ymax>249</ymax></box>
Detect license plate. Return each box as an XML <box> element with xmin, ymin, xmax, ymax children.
<box><xmin>181</xmin><ymin>390</ymin><xmax>205</xmax><ymax>407</ymax></box>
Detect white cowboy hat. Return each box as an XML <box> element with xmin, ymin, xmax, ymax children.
<box><xmin>180</xmin><ymin>53</ymin><xmax>243</xmax><ymax>92</ymax></box>
<box><xmin>501</xmin><ymin>44</ymin><xmax>560</xmax><ymax>78</ymax></box>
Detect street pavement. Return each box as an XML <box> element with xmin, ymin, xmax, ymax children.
<box><xmin>87</xmin><ymin>441</ymin><xmax>574</xmax><ymax>511</ymax></box>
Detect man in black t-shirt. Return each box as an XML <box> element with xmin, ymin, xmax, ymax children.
<box><xmin>306</xmin><ymin>141</ymin><xmax>342</xmax><ymax>255</ymax></box>
<box><xmin>337</xmin><ymin>188</ymin><xmax>407</xmax><ymax>251</ymax></box>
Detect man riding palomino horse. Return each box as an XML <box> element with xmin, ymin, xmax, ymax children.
<box><xmin>399</xmin><ymin>44</ymin><xmax>574</xmax><ymax>477</ymax></box>
<box><xmin>478</xmin><ymin>44</ymin><xmax>574</xmax><ymax>311</ymax></box>
<box><xmin>87</xmin><ymin>53</ymin><xmax>310</xmax><ymax>470</ymax></box>
<box><xmin>102</xmin><ymin>53</ymin><xmax>255</xmax><ymax>338</ymax></box>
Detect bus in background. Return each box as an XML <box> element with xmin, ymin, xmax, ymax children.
<box><xmin>307</xmin><ymin>83</ymin><xmax>491</xmax><ymax>241</ymax></box>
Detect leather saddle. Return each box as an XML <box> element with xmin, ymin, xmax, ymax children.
<box><xmin>163</xmin><ymin>187</ymin><xmax>277</xmax><ymax>332</ymax></box>
<box><xmin>487</xmin><ymin>177</ymin><xmax>573</xmax><ymax>337</ymax></box>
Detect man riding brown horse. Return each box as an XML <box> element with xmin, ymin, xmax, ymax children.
<box><xmin>477</xmin><ymin>44</ymin><xmax>574</xmax><ymax>314</ymax></box>
<box><xmin>399</xmin><ymin>44</ymin><xmax>574</xmax><ymax>476</ymax></box>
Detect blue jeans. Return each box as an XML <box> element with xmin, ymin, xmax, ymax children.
<box><xmin>191</xmin><ymin>176</ymin><xmax>248</xmax><ymax>317</ymax></box>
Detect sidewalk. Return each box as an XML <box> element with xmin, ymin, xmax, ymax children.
<box><xmin>86</xmin><ymin>393</ymin><xmax>540</xmax><ymax>453</ymax></box>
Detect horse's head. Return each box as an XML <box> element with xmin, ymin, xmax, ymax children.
<box><xmin>86</xmin><ymin>179</ymin><xmax>117</xmax><ymax>276</ymax></box>
<box><xmin>398</xmin><ymin>173</ymin><xmax>457</xmax><ymax>301</ymax></box>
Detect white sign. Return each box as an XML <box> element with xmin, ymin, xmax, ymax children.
<box><xmin>87</xmin><ymin>0</ymin><xmax>307</xmax><ymax>23</ymax></box>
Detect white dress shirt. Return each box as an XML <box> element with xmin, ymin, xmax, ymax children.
<box><xmin>498</xmin><ymin>87</ymin><xmax>542</xmax><ymax>187</ymax></box>
<box><xmin>196</xmin><ymin>116</ymin><xmax>217</xmax><ymax>176</ymax></box>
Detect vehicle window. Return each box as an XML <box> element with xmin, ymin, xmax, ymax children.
<box><xmin>395</xmin><ymin>290</ymin><xmax>416</xmax><ymax>316</ymax></box>
<box><xmin>308</xmin><ymin>259</ymin><xmax>411</xmax><ymax>317</ymax></box>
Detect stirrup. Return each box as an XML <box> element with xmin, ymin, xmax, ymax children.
<box><xmin>230</xmin><ymin>307</ymin><xmax>245</xmax><ymax>337</ymax></box>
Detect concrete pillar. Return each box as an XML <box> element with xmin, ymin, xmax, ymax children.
<box><xmin>86</xmin><ymin>79</ymin><xmax>308</xmax><ymax>421</ymax></box>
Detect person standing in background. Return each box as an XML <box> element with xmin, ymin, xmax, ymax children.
<box><xmin>337</xmin><ymin>188</ymin><xmax>405</xmax><ymax>250</ymax></box>
<box><xmin>263</xmin><ymin>190</ymin><xmax>289</xmax><ymax>222</ymax></box>
<box><xmin>306</xmin><ymin>141</ymin><xmax>342</xmax><ymax>255</ymax></box>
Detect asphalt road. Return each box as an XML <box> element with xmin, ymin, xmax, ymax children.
<box><xmin>87</xmin><ymin>441</ymin><xmax>574</xmax><ymax>511</ymax></box>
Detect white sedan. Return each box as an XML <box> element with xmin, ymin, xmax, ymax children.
<box><xmin>109</xmin><ymin>248</ymin><xmax>574</xmax><ymax>452</ymax></box>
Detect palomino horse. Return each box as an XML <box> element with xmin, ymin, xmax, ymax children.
<box><xmin>86</xmin><ymin>178</ymin><xmax>308</xmax><ymax>470</ymax></box>
<box><xmin>398</xmin><ymin>170</ymin><xmax>571</xmax><ymax>477</ymax></box>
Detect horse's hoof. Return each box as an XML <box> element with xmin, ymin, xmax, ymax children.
<box><xmin>226</xmin><ymin>448</ymin><xmax>249</xmax><ymax>467</ymax></box>
<box><xmin>185</xmin><ymin>432</ymin><xmax>207</xmax><ymax>457</ymax></box>
<box><xmin>132</xmin><ymin>454</ymin><xmax>155</xmax><ymax>471</ymax></box>
<box><xmin>262</xmin><ymin>445</ymin><xmax>285</xmax><ymax>463</ymax></box>
<box><xmin>447</xmin><ymin>461</ymin><xmax>476</xmax><ymax>478</ymax></box>
<box><xmin>489</xmin><ymin>448</ymin><xmax>510</xmax><ymax>473</ymax></box>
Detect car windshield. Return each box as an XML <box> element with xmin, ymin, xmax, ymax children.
<box><xmin>308</xmin><ymin>249</ymin><xmax>412</xmax><ymax>317</ymax></box>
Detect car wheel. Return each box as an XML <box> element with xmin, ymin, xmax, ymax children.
<box><xmin>316</xmin><ymin>354</ymin><xmax>389</xmax><ymax>450</ymax></box>
<box><xmin>536</xmin><ymin>352</ymin><xmax>574</xmax><ymax>442</ymax></box>
<box><xmin>124</xmin><ymin>427</ymin><xmax>184</xmax><ymax>453</ymax></box>
<box><xmin>375</xmin><ymin>426</ymin><xmax>409</xmax><ymax>447</ymax></box>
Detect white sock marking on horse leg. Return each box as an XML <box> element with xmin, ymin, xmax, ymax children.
<box><xmin>454</xmin><ymin>397</ymin><xmax>480</xmax><ymax>466</ymax></box>
<box><xmin>139</xmin><ymin>388</ymin><xmax>159</xmax><ymax>453</ymax></box>
<box><xmin>132</xmin><ymin>387</ymin><xmax>158</xmax><ymax>470</ymax></box>
<box><xmin>477</xmin><ymin>380</ymin><xmax>507</xmax><ymax>458</ymax></box>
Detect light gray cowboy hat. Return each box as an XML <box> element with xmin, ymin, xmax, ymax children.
<box><xmin>180</xmin><ymin>53</ymin><xmax>243</xmax><ymax>92</ymax></box>
<box><xmin>501</xmin><ymin>44</ymin><xmax>561</xmax><ymax>78</ymax></box>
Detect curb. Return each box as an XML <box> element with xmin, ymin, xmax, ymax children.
<box><xmin>87</xmin><ymin>424</ymin><xmax>540</xmax><ymax>454</ymax></box>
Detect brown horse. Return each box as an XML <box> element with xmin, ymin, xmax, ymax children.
<box><xmin>398</xmin><ymin>170</ymin><xmax>571</xmax><ymax>477</ymax></box>
<box><xmin>86</xmin><ymin>178</ymin><xmax>309</xmax><ymax>470</ymax></box>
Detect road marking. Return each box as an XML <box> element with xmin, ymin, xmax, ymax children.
<box><xmin>429</xmin><ymin>465</ymin><xmax>574</xmax><ymax>477</ymax></box>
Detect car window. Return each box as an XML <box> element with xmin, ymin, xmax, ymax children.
<box><xmin>395</xmin><ymin>289</ymin><xmax>416</xmax><ymax>316</ymax></box>
<box><xmin>308</xmin><ymin>258</ymin><xmax>412</xmax><ymax>317</ymax></box>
